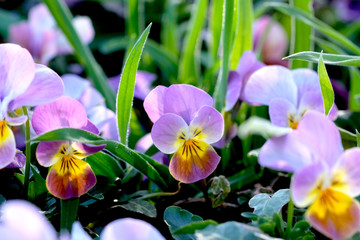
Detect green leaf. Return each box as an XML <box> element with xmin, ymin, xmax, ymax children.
<box><xmin>117</xmin><ymin>23</ymin><xmax>151</xmax><ymax>145</ymax></box>
<box><xmin>173</xmin><ymin>220</ymin><xmax>218</xmax><ymax>235</ymax></box>
<box><xmin>317</xmin><ymin>52</ymin><xmax>334</xmax><ymax>116</ymax></box>
<box><xmin>289</xmin><ymin>0</ymin><xmax>313</xmax><ymax>69</ymax></box>
<box><xmin>43</xmin><ymin>0</ymin><xmax>116</xmax><ymax>111</ymax></box>
<box><xmin>126</xmin><ymin>0</ymin><xmax>144</xmax><ymax>37</ymax></box>
<box><xmin>194</xmin><ymin>221</ymin><xmax>263</xmax><ymax>240</ymax></box>
<box><xmin>214</xmin><ymin>0</ymin><xmax>234</xmax><ymax>111</ymax></box>
<box><xmin>249</xmin><ymin>189</ymin><xmax>290</xmax><ymax>217</ymax></box>
<box><xmin>230</xmin><ymin>0</ymin><xmax>253</xmax><ymax>70</ymax></box>
<box><xmin>119</xmin><ymin>199</ymin><xmax>156</xmax><ymax>218</ymax></box>
<box><xmin>31</xmin><ymin>128</ymin><xmax>170</xmax><ymax>190</ymax></box>
<box><xmin>266</xmin><ymin>2</ymin><xmax>360</xmax><ymax>55</ymax></box>
<box><xmin>164</xmin><ymin>206</ymin><xmax>203</xmax><ymax>240</ymax></box>
<box><xmin>338</xmin><ymin>127</ymin><xmax>357</xmax><ymax>149</ymax></box>
<box><xmin>178</xmin><ymin>0</ymin><xmax>208</xmax><ymax>84</ymax></box>
<box><xmin>86</xmin><ymin>151</ymin><xmax>124</xmax><ymax>180</ymax></box>
<box><xmin>209</xmin><ymin>0</ymin><xmax>224</xmax><ymax>63</ymax></box>
<box><xmin>350</xmin><ymin>68</ymin><xmax>360</xmax><ymax>110</ymax></box>
<box><xmin>284</xmin><ymin>51</ymin><xmax>360</xmax><ymax>67</ymax></box>
<box><xmin>210</xmin><ymin>176</ymin><xmax>231</xmax><ymax>208</ymax></box>
<box><xmin>161</xmin><ymin>0</ymin><xmax>179</xmax><ymax>56</ymax></box>
<box><xmin>238</xmin><ymin>117</ymin><xmax>292</xmax><ymax>139</ymax></box>
<box><xmin>98</xmin><ymin>35</ymin><xmax>131</xmax><ymax>55</ymax></box>
<box><xmin>61</xmin><ymin>198</ymin><xmax>79</xmax><ymax>232</ymax></box>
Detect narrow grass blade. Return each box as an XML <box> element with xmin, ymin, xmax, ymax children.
<box><xmin>161</xmin><ymin>0</ymin><xmax>179</xmax><ymax>56</ymax></box>
<box><xmin>60</xmin><ymin>198</ymin><xmax>79</xmax><ymax>232</ymax></box>
<box><xmin>317</xmin><ymin>52</ymin><xmax>334</xmax><ymax>116</ymax></box>
<box><xmin>209</xmin><ymin>0</ymin><xmax>224</xmax><ymax>63</ymax></box>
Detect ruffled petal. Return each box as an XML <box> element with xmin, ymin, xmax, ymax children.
<box><xmin>169</xmin><ymin>140</ymin><xmax>220</xmax><ymax>183</ymax></box>
<box><xmin>151</xmin><ymin>113</ymin><xmax>188</xmax><ymax>154</ymax></box>
<box><xmin>163</xmin><ymin>84</ymin><xmax>214</xmax><ymax>124</ymax></box>
<box><xmin>143</xmin><ymin>86</ymin><xmax>167</xmax><ymax>123</ymax></box>
<box><xmin>0</xmin><ymin>121</ymin><xmax>16</xmax><ymax>169</ymax></box>
<box><xmin>306</xmin><ymin>190</ymin><xmax>360</xmax><ymax>240</ymax></box>
<box><xmin>269</xmin><ymin>98</ymin><xmax>297</xmax><ymax>128</ymax></box>
<box><xmin>36</xmin><ymin>141</ymin><xmax>66</xmax><ymax>167</ymax></box>
<box><xmin>244</xmin><ymin>66</ymin><xmax>297</xmax><ymax>106</ymax></box>
<box><xmin>100</xmin><ymin>218</ymin><xmax>165</xmax><ymax>240</ymax></box>
<box><xmin>46</xmin><ymin>156</ymin><xmax>96</xmax><ymax>199</ymax></box>
<box><xmin>291</xmin><ymin>162</ymin><xmax>327</xmax><ymax>208</ymax></box>
<box><xmin>9</xmin><ymin>64</ymin><xmax>64</xmax><ymax>110</ymax></box>
<box><xmin>225</xmin><ymin>71</ymin><xmax>242</xmax><ymax>111</ymax></box>
<box><xmin>189</xmin><ymin>106</ymin><xmax>224</xmax><ymax>144</ymax></box>
<box><xmin>32</xmin><ymin>96</ymin><xmax>88</xmax><ymax>134</ymax></box>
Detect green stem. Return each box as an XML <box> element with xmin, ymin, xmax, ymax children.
<box><xmin>286</xmin><ymin>198</ymin><xmax>294</xmax><ymax>237</ymax></box>
<box><xmin>138</xmin><ymin>182</ymin><xmax>181</xmax><ymax>200</ymax></box>
<box><xmin>23</xmin><ymin>106</ymin><xmax>31</xmax><ymax>199</ymax></box>
<box><xmin>61</xmin><ymin>198</ymin><xmax>79</xmax><ymax>232</ymax></box>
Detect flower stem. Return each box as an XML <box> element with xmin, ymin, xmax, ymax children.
<box><xmin>286</xmin><ymin>197</ymin><xmax>294</xmax><ymax>237</ymax></box>
<box><xmin>23</xmin><ymin>106</ymin><xmax>31</xmax><ymax>199</ymax></box>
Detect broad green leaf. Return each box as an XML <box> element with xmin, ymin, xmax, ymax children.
<box><xmin>164</xmin><ymin>206</ymin><xmax>203</xmax><ymax>240</ymax></box>
<box><xmin>119</xmin><ymin>199</ymin><xmax>156</xmax><ymax>218</ymax></box>
<box><xmin>31</xmin><ymin>128</ymin><xmax>170</xmax><ymax>190</ymax></box>
<box><xmin>210</xmin><ymin>175</ymin><xmax>231</xmax><ymax>208</ymax></box>
<box><xmin>117</xmin><ymin>23</ymin><xmax>151</xmax><ymax>145</ymax></box>
<box><xmin>195</xmin><ymin>221</ymin><xmax>263</xmax><ymax>240</ymax></box>
<box><xmin>61</xmin><ymin>198</ymin><xmax>79</xmax><ymax>232</ymax></box>
<box><xmin>284</xmin><ymin>51</ymin><xmax>360</xmax><ymax>67</ymax></box>
<box><xmin>214</xmin><ymin>0</ymin><xmax>234</xmax><ymax>111</ymax></box>
<box><xmin>289</xmin><ymin>0</ymin><xmax>313</xmax><ymax>69</ymax></box>
<box><xmin>266</xmin><ymin>2</ymin><xmax>360</xmax><ymax>55</ymax></box>
<box><xmin>317</xmin><ymin>52</ymin><xmax>334</xmax><ymax>116</ymax></box>
<box><xmin>230</xmin><ymin>0</ymin><xmax>253</xmax><ymax>70</ymax></box>
<box><xmin>288</xmin><ymin>221</ymin><xmax>314</xmax><ymax>239</ymax></box>
<box><xmin>238</xmin><ymin>117</ymin><xmax>291</xmax><ymax>139</ymax></box>
<box><xmin>209</xmin><ymin>0</ymin><xmax>224</xmax><ymax>63</ymax></box>
<box><xmin>178</xmin><ymin>0</ymin><xmax>208</xmax><ymax>84</ymax></box>
<box><xmin>173</xmin><ymin>220</ymin><xmax>218</xmax><ymax>235</ymax></box>
<box><xmin>43</xmin><ymin>0</ymin><xmax>116</xmax><ymax>111</ymax></box>
<box><xmin>249</xmin><ymin>189</ymin><xmax>290</xmax><ymax>217</ymax></box>
<box><xmin>86</xmin><ymin>151</ymin><xmax>124</xmax><ymax>180</ymax></box>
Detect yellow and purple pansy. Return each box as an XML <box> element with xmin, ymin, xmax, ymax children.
<box><xmin>0</xmin><ymin>43</ymin><xmax>64</xmax><ymax>169</ymax></box>
<box><xmin>259</xmin><ymin>111</ymin><xmax>360</xmax><ymax>239</ymax></box>
<box><xmin>144</xmin><ymin>84</ymin><xmax>224</xmax><ymax>183</ymax></box>
<box><xmin>32</xmin><ymin>96</ymin><xmax>105</xmax><ymax>200</ymax></box>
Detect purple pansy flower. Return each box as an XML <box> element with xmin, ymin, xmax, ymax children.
<box><xmin>244</xmin><ymin>65</ymin><xmax>337</xmax><ymax>129</ymax></box>
<box><xmin>144</xmin><ymin>84</ymin><xmax>224</xmax><ymax>183</ymax></box>
<box><xmin>9</xmin><ymin>3</ymin><xmax>94</xmax><ymax>65</ymax></box>
<box><xmin>259</xmin><ymin>111</ymin><xmax>360</xmax><ymax>239</ymax></box>
<box><xmin>32</xmin><ymin>96</ymin><xmax>105</xmax><ymax>199</ymax></box>
<box><xmin>0</xmin><ymin>43</ymin><xmax>64</xmax><ymax>169</ymax></box>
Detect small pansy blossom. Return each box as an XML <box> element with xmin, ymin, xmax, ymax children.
<box><xmin>32</xmin><ymin>96</ymin><xmax>105</xmax><ymax>199</ymax></box>
<box><xmin>259</xmin><ymin>111</ymin><xmax>360</xmax><ymax>239</ymax></box>
<box><xmin>0</xmin><ymin>43</ymin><xmax>64</xmax><ymax>169</ymax></box>
<box><xmin>144</xmin><ymin>84</ymin><xmax>224</xmax><ymax>183</ymax></box>
<box><xmin>244</xmin><ymin>65</ymin><xmax>337</xmax><ymax>129</ymax></box>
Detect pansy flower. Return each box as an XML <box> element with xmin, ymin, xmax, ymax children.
<box><xmin>0</xmin><ymin>43</ymin><xmax>64</xmax><ymax>169</ymax></box>
<box><xmin>9</xmin><ymin>3</ymin><xmax>94</xmax><ymax>65</ymax></box>
<box><xmin>144</xmin><ymin>84</ymin><xmax>224</xmax><ymax>183</ymax></box>
<box><xmin>32</xmin><ymin>96</ymin><xmax>105</xmax><ymax>199</ymax></box>
<box><xmin>244</xmin><ymin>65</ymin><xmax>337</xmax><ymax>129</ymax></box>
<box><xmin>259</xmin><ymin>111</ymin><xmax>360</xmax><ymax>239</ymax></box>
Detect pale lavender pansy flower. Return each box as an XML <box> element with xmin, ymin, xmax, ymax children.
<box><xmin>100</xmin><ymin>218</ymin><xmax>165</xmax><ymax>240</ymax></box>
<box><xmin>0</xmin><ymin>43</ymin><xmax>64</xmax><ymax>169</ymax></box>
<box><xmin>62</xmin><ymin>74</ymin><xmax>119</xmax><ymax>141</ymax></box>
<box><xmin>259</xmin><ymin>111</ymin><xmax>360</xmax><ymax>239</ymax></box>
<box><xmin>109</xmin><ymin>71</ymin><xmax>157</xmax><ymax>101</ymax></box>
<box><xmin>32</xmin><ymin>96</ymin><xmax>105</xmax><ymax>199</ymax></box>
<box><xmin>144</xmin><ymin>84</ymin><xmax>224</xmax><ymax>183</ymax></box>
<box><xmin>253</xmin><ymin>15</ymin><xmax>288</xmax><ymax>66</ymax></box>
<box><xmin>244</xmin><ymin>65</ymin><xmax>337</xmax><ymax>129</ymax></box>
<box><xmin>9</xmin><ymin>3</ymin><xmax>94</xmax><ymax>65</ymax></box>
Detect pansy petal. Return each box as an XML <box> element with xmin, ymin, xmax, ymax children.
<box><xmin>244</xmin><ymin>66</ymin><xmax>297</xmax><ymax>106</ymax></box>
<box><xmin>0</xmin><ymin>200</ymin><xmax>57</xmax><ymax>240</ymax></box>
<box><xmin>100</xmin><ymin>218</ymin><xmax>165</xmax><ymax>240</ymax></box>
<box><xmin>332</xmin><ymin>148</ymin><xmax>360</xmax><ymax>197</ymax></box>
<box><xmin>9</xmin><ymin>65</ymin><xmax>64</xmax><ymax>110</ymax></box>
<box><xmin>169</xmin><ymin>140</ymin><xmax>220</xmax><ymax>183</ymax></box>
<box><xmin>306</xmin><ymin>190</ymin><xmax>360</xmax><ymax>240</ymax></box>
<box><xmin>82</xmin><ymin>120</ymin><xmax>100</xmax><ymax>135</ymax></box>
<box><xmin>0</xmin><ymin>121</ymin><xmax>16</xmax><ymax>169</ymax></box>
<box><xmin>291</xmin><ymin>162</ymin><xmax>327</xmax><ymax>208</ymax></box>
<box><xmin>79</xmin><ymin>86</ymin><xmax>104</xmax><ymax>110</ymax></box>
<box><xmin>292</xmin><ymin>69</ymin><xmax>320</xmax><ymax>101</ymax></box>
<box><xmin>36</xmin><ymin>141</ymin><xmax>66</xmax><ymax>167</ymax></box>
<box><xmin>134</xmin><ymin>71</ymin><xmax>157</xmax><ymax>100</ymax></box>
<box><xmin>32</xmin><ymin>96</ymin><xmax>88</xmax><ymax>134</ymax></box>
<box><xmin>0</xmin><ymin>43</ymin><xmax>35</xmax><ymax>99</ymax></box>
<box><xmin>164</xmin><ymin>84</ymin><xmax>214</xmax><ymax>124</ymax></box>
<box><xmin>72</xmin><ymin>142</ymin><xmax>106</xmax><ymax>157</ymax></box>
<box><xmin>151</xmin><ymin>114</ymin><xmax>188</xmax><ymax>154</ymax></box>
<box><xmin>144</xmin><ymin>86</ymin><xmax>167</xmax><ymax>123</ymax></box>
<box><xmin>189</xmin><ymin>106</ymin><xmax>224</xmax><ymax>144</ymax></box>
<box><xmin>298</xmin><ymin>92</ymin><xmax>324</xmax><ymax>115</ymax></box>
<box><xmin>6</xmin><ymin>151</ymin><xmax>26</xmax><ymax>168</ymax></box>
<box><xmin>225</xmin><ymin>71</ymin><xmax>242</xmax><ymax>111</ymax></box>
<box><xmin>46</xmin><ymin>157</ymin><xmax>96</xmax><ymax>199</ymax></box>
<box><xmin>62</xmin><ymin>74</ymin><xmax>90</xmax><ymax>100</ymax></box>
<box><xmin>269</xmin><ymin>98</ymin><xmax>297</xmax><ymax>128</ymax></box>
<box><xmin>88</xmin><ymin>106</ymin><xmax>119</xmax><ymax>141</ymax></box>
<box><xmin>9</xmin><ymin>22</ymin><xmax>32</xmax><ymax>51</ymax></box>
